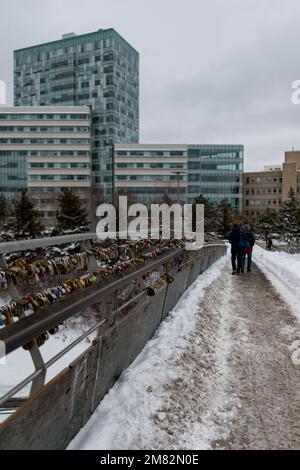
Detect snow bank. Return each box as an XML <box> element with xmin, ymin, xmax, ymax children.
<box><xmin>68</xmin><ymin>253</ymin><xmax>229</xmax><ymax>450</ymax></box>
<box><xmin>253</xmin><ymin>245</ymin><xmax>300</xmax><ymax>321</ymax></box>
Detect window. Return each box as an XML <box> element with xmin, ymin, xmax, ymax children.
<box><xmin>188</xmin><ymin>162</ymin><xmax>200</xmax><ymax>170</ymax></box>
<box><xmin>188</xmin><ymin>174</ymin><xmax>199</xmax><ymax>182</ymax></box>
<box><xmin>78</xmin><ymin>57</ymin><xmax>89</xmax><ymax>65</ymax></box>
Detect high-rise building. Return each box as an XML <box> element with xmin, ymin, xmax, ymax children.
<box><xmin>114</xmin><ymin>143</ymin><xmax>244</xmax><ymax>211</ymax></box>
<box><xmin>14</xmin><ymin>28</ymin><xmax>139</xmax><ymax>200</ymax></box>
<box><xmin>243</xmin><ymin>151</ymin><xmax>300</xmax><ymax>217</ymax></box>
<box><xmin>0</xmin><ymin>106</ymin><xmax>91</xmax><ymax>225</ymax></box>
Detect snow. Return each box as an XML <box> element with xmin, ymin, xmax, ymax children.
<box><xmin>253</xmin><ymin>245</ymin><xmax>300</xmax><ymax>321</ymax></box>
<box><xmin>0</xmin><ymin>291</ymin><xmax>11</xmax><ymax>308</ymax></box>
<box><xmin>0</xmin><ymin>327</ymin><xmax>96</xmax><ymax>422</ymax></box>
<box><xmin>68</xmin><ymin>253</ymin><xmax>229</xmax><ymax>450</ymax></box>
<box><xmin>175</xmin><ymin>276</ymin><xmax>238</xmax><ymax>449</ymax></box>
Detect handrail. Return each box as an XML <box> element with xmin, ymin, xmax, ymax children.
<box><xmin>0</xmin><ymin>229</ymin><xmax>177</xmax><ymax>254</ymax></box>
<box><xmin>0</xmin><ymin>243</ymin><xmax>227</xmax><ymax>416</ymax></box>
<box><xmin>0</xmin><ymin>232</ymin><xmax>98</xmax><ymax>254</ymax></box>
<box><xmin>0</xmin><ymin>318</ymin><xmax>107</xmax><ymax>409</ymax></box>
<box><xmin>0</xmin><ymin>247</ymin><xmax>185</xmax><ymax>354</ymax></box>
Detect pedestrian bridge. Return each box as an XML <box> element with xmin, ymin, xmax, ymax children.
<box><xmin>0</xmin><ymin>233</ymin><xmax>226</xmax><ymax>449</ymax></box>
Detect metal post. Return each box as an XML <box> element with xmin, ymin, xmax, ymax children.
<box><xmin>0</xmin><ymin>254</ymin><xmax>46</xmax><ymax>396</ymax></box>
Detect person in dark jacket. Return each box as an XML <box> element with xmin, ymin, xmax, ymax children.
<box><xmin>229</xmin><ymin>223</ymin><xmax>241</xmax><ymax>274</ymax></box>
<box><xmin>266</xmin><ymin>234</ymin><xmax>273</xmax><ymax>251</ymax></box>
<box><xmin>238</xmin><ymin>224</ymin><xmax>256</xmax><ymax>273</ymax></box>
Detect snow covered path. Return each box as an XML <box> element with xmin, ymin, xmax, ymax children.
<box><xmin>69</xmin><ymin>253</ymin><xmax>300</xmax><ymax>450</ymax></box>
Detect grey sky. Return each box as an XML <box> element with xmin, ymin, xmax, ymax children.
<box><xmin>1</xmin><ymin>0</ymin><xmax>300</xmax><ymax>171</ymax></box>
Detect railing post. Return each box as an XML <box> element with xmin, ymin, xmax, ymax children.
<box><xmin>0</xmin><ymin>255</ymin><xmax>46</xmax><ymax>397</ymax></box>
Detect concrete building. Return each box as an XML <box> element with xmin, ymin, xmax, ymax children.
<box><xmin>114</xmin><ymin>144</ymin><xmax>244</xmax><ymax>212</ymax></box>
<box><xmin>243</xmin><ymin>151</ymin><xmax>300</xmax><ymax>217</ymax></box>
<box><xmin>114</xmin><ymin>144</ymin><xmax>187</xmax><ymax>204</ymax></box>
<box><xmin>14</xmin><ymin>28</ymin><xmax>139</xmax><ymax>200</ymax></box>
<box><xmin>0</xmin><ymin>106</ymin><xmax>91</xmax><ymax>224</ymax></box>
<box><xmin>264</xmin><ymin>165</ymin><xmax>282</xmax><ymax>172</ymax></box>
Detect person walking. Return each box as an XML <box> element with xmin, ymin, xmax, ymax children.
<box><xmin>238</xmin><ymin>224</ymin><xmax>255</xmax><ymax>273</ymax></box>
<box><xmin>266</xmin><ymin>234</ymin><xmax>273</xmax><ymax>251</ymax></box>
<box><xmin>229</xmin><ymin>223</ymin><xmax>241</xmax><ymax>275</ymax></box>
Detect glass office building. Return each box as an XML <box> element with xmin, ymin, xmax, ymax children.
<box><xmin>187</xmin><ymin>145</ymin><xmax>244</xmax><ymax>212</ymax></box>
<box><xmin>14</xmin><ymin>28</ymin><xmax>139</xmax><ymax>200</ymax></box>
<box><xmin>114</xmin><ymin>144</ymin><xmax>244</xmax><ymax>211</ymax></box>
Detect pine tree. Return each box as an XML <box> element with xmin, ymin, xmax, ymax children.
<box><xmin>9</xmin><ymin>189</ymin><xmax>43</xmax><ymax>239</ymax></box>
<box><xmin>56</xmin><ymin>189</ymin><xmax>89</xmax><ymax>233</ymax></box>
<box><xmin>278</xmin><ymin>188</ymin><xmax>300</xmax><ymax>244</ymax></box>
<box><xmin>156</xmin><ymin>192</ymin><xmax>174</xmax><ymax>206</ymax></box>
<box><xmin>255</xmin><ymin>208</ymin><xmax>279</xmax><ymax>239</ymax></box>
<box><xmin>217</xmin><ymin>199</ymin><xmax>233</xmax><ymax>239</ymax></box>
<box><xmin>0</xmin><ymin>194</ymin><xmax>9</xmax><ymax>226</ymax></box>
<box><xmin>192</xmin><ymin>194</ymin><xmax>217</xmax><ymax>233</ymax></box>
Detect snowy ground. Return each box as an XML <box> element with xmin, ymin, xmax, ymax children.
<box><xmin>0</xmin><ymin>328</ymin><xmax>96</xmax><ymax>394</ymax></box>
<box><xmin>69</xmin><ymin>248</ymin><xmax>300</xmax><ymax>450</ymax></box>
<box><xmin>253</xmin><ymin>245</ymin><xmax>300</xmax><ymax>320</ymax></box>
<box><xmin>68</xmin><ymin>255</ymin><xmax>229</xmax><ymax>450</ymax></box>
<box><xmin>0</xmin><ymin>325</ymin><xmax>96</xmax><ymax>423</ymax></box>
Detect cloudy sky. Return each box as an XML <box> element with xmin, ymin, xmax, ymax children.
<box><xmin>1</xmin><ymin>0</ymin><xmax>300</xmax><ymax>170</ymax></box>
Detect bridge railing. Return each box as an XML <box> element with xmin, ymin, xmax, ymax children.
<box><xmin>0</xmin><ymin>237</ymin><xmax>227</xmax><ymax>450</ymax></box>
<box><xmin>0</xmin><ymin>233</ymin><xmax>186</xmax><ymax>404</ymax></box>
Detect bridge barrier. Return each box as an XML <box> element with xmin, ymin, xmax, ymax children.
<box><xmin>0</xmin><ymin>243</ymin><xmax>227</xmax><ymax>450</ymax></box>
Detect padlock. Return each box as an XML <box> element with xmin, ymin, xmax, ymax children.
<box><xmin>23</xmin><ymin>341</ymin><xmax>34</xmax><ymax>351</ymax></box>
<box><xmin>48</xmin><ymin>326</ymin><xmax>59</xmax><ymax>335</ymax></box>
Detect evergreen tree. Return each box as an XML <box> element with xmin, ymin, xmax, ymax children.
<box><xmin>217</xmin><ymin>199</ymin><xmax>233</xmax><ymax>239</ymax></box>
<box><xmin>56</xmin><ymin>189</ymin><xmax>89</xmax><ymax>233</ymax></box>
<box><xmin>0</xmin><ymin>194</ymin><xmax>9</xmax><ymax>225</ymax></box>
<box><xmin>156</xmin><ymin>192</ymin><xmax>174</xmax><ymax>206</ymax></box>
<box><xmin>192</xmin><ymin>194</ymin><xmax>217</xmax><ymax>233</ymax></box>
<box><xmin>9</xmin><ymin>189</ymin><xmax>43</xmax><ymax>239</ymax></box>
<box><xmin>255</xmin><ymin>208</ymin><xmax>279</xmax><ymax>239</ymax></box>
<box><xmin>278</xmin><ymin>188</ymin><xmax>300</xmax><ymax>244</ymax></box>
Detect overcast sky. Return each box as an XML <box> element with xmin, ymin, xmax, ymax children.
<box><xmin>1</xmin><ymin>0</ymin><xmax>300</xmax><ymax>170</ymax></box>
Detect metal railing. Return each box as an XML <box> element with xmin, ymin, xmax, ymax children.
<box><xmin>0</xmin><ymin>231</ymin><xmax>225</xmax><ymax>417</ymax></box>
<box><xmin>0</xmin><ymin>242</ymin><xmax>227</xmax><ymax>449</ymax></box>
<box><xmin>0</xmin><ymin>234</ymin><xmax>186</xmax><ymax>411</ymax></box>
<box><xmin>0</xmin><ymin>232</ymin><xmax>98</xmax><ymax>254</ymax></box>
<box><xmin>0</xmin><ymin>247</ymin><xmax>184</xmax><ymax>354</ymax></box>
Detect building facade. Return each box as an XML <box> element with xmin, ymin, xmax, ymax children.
<box><xmin>243</xmin><ymin>151</ymin><xmax>300</xmax><ymax>217</ymax></box>
<box><xmin>14</xmin><ymin>28</ymin><xmax>139</xmax><ymax>200</ymax></box>
<box><xmin>114</xmin><ymin>144</ymin><xmax>244</xmax><ymax>211</ymax></box>
<box><xmin>243</xmin><ymin>169</ymin><xmax>283</xmax><ymax>216</ymax></box>
<box><xmin>114</xmin><ymin>144</ymin><xmax>187</xmax><ymax>204</ymax></box>
<box><xmin>0</xmin><ymin>106</ymin><xmax>91</xmax><ymax>224</ymax></box>
<box><xmin>187</xmin><ymin>145</ymin><xmax>243</xmax><ymax>212</ymax></box>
